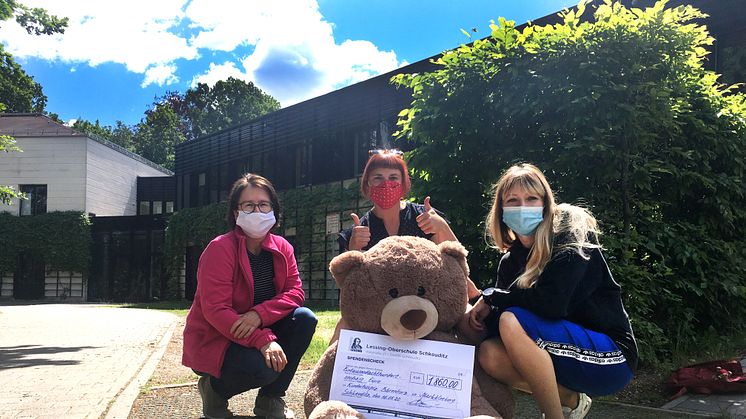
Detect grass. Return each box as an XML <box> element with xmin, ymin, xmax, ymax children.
<box><xmin>300</xmin><ymin>309</ymin><xmax>341</xmax><ymax>369</ymax></box>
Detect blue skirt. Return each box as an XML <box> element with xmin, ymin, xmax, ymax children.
<box><xmin>503</xmin><ymin>306</ymin><xmax>633</xmax><ymax>396</ymax></box>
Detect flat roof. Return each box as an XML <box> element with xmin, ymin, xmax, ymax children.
<box><xmin>0</xmin><ymin>113</ymin><xmax>173</xmax><ymax>175</ymax></box>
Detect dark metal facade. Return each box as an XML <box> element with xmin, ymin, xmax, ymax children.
<box><xmin>174</xmin><ymin>60</ymin><xmax>434</xmax><ymax>209</ymax></box>
<box><xmin>88</xmin><ymin>215</ymin><xmax>169</xmax><ymax>302</ymax></box>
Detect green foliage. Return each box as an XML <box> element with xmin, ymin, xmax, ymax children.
<box><xmin>721</xmin><ymin>46</ymin><xmax>746</xmax><ymax>91</ymax></box>
<box><xmin>161</xmin><ymin>182</ymin><xmax>361</xmax><ymax>298</ymax></box>
<box><xmin>176</xmin><ymin>77</ymin><xmax>281</xmax><ymax>140</ymax></box>
<box><xmin>393</xmin><ymin>0</ymin><xmax>746</xmax><ymax>362</ymax></box>
<box><xmin>0</xmin><ymin>0</ymin><xmax>67</xmax><ymax>35</ymax></box>
<box><xmin>0</xmin><ymin>44</ymin><xmax>46</xmax><ymax>113</ymax></box>
<box><xmin>0</xmin><ymin>129</ymin><xmax>23</xmax><ymax>205</ymax></box>
<box><xmin>0</xmin><ymin>1</ymin><xmax>65</xmax><ymax>113</ymax></box>
<box><xmin>162</xmin><ymin>203</ymin><xmax>229</xmax><ymax>297</ymax></box>
<box><xmin>135</xmin><ymin>102</ymin><xmax>186</xmax><ymax>170</ymax></box>
<box><xmin>77</xmin><ymin>78</ymin><xmax>280</xmax><ymax>169</ymax></box>
<box><xmin>71</xmin><ymin>119</ymin><xmax>139</xmax><ymax>153</ymax></box>
<box><xmin>0</xmin><ymin>211</ymin><xmax>91</xmax><ymax>275</ymax></box>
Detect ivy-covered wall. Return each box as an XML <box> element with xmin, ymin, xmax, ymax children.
<box><xmin>0</xmin><ymin>211</ymin><xmax>91</xmax><ymax>274</ymax></box>
<box><xmin>281</xmin><ymin>179</ymin><xmax>363</xmax><ymax>304</ymax></box>
<box><xmin>0</xmin><ymin>211</ymin><xmax>91</xmax><ymax>300</ymax></box>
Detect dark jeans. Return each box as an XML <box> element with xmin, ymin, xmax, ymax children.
<box><xmin>201</xmin><ymin>307</ymin><xmax>317</xmax><ymax>400</ymax></box>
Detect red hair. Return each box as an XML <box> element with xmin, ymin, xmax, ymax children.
<box><xmin>360</xmin><ymin>151</ymin><xmax>411</xmax><ymax>198</ymax></box>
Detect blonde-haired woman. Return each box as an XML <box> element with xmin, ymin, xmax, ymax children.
<box><xmin>468</xmin><ymin>163</ymin><xmax>637</xmax><ymax>419</ymax></box>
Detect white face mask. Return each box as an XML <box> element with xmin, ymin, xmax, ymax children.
<box><xmin>236</xmin><ymin>211</ymin><xmax>276</xmax><ymax>238</ymax></box>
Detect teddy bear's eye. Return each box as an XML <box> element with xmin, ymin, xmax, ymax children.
<box><xmin>417</xmin><ymin>286</ymin><xmax>426</xmax><ymax>296</ymax></box>
<box><xmin>388</xmin><ymin>288</ymin><xmax>399</xmax><ymax>298</ymax></box>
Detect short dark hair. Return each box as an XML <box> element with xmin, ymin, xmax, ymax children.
<box><xmin>226</xmin><ymin>173</ymin><xmax>281</xmax><ymax>230</ymax></box>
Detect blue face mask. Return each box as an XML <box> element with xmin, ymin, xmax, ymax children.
<box><xmin>502</xmin><ymin>206</ymin><xmax>544</xmax><ymax>236</ymax></box>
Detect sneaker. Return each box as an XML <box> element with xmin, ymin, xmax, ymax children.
<box><xmin>254</xmin><ymin>394</ymin><xmax>295</xmax><ymax>419</ymax></box>
<box><xmin>563</xmin><ymin>392</ymin><xmax>592</xmax><ymax>419</ymax></box>
<box><xmin>197</xmin><ymin>375</ymin><xmax>232</xmax><ymax>419</ymax></box>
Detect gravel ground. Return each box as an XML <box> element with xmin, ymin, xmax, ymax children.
<box><xmin>128</xmin><ymin>319</ymin><xmax>704</xmax><ymax>419</ymax></box>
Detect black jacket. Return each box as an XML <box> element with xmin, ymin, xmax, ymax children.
<box><xmin>485</xmin><ymin>238</ymin><xmax>639</xmax><ymax>370</ymax></box>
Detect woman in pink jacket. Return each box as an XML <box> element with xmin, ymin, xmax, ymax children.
<box><xmin>183</xmin><ymin>173</ymin><xmax>317</xmax><ymax>419</ymax></box>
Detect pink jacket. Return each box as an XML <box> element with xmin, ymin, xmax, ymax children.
<box><xmin>182</xmin><ymin>228</ymin><xmax>305</xmax><ymax>378</ymax></box>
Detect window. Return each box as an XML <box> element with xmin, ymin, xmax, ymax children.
<box><xmin>198</xmin><ymin>172</ymin><xmax>208</xmax><ymax>206</ymax></box>
<box><xmin>139</xmin><ymin>201</ymin><xmax>151</xmax><ymax>215</ymax></box>
<box><xmin>153</xmin><ymin>201</ymin><xmax>163</xmax><ymax>215</ymax></box>
<box><xmin>165</xmin><ymin>201</ymin><xmax>174</xmax><ymax>213</ymax></box>
<box><xmin>19</xmin><ymin>185</ymin><xmax>47</xmax><ymax>216</ymax></box>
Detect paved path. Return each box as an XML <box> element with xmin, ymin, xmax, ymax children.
<box><xmin>0</xmin><ymin>304</ymin><xmax>177</xmax><ymax>419</ymax></box>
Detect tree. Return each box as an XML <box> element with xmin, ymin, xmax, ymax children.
<box><xmin>129</xmin><ymin>78</ymin><xmax>280</xmax><ymax>169</ymax></box>
<box><xmin>393</xmin><ymin>0</ymin><xmax>746</xmax><ymax>361</ymax></box>
<box><xmin>71</xmin><ymin>119</ymin><xmax>138</xmax><ymax>152</ymax></box>
<box><xmin>72</xmin><ymin>119</ymin><xmax>113</xmax><ymax>140</ymax></box>
<box><xmin>135</xmin><ymin>102</ymin><xmax>185</xmax><ymax>170</ymax></box>
<box><xmin>0</xmin><ymin>0</ymin><xmax>67</xmax><ymax>35</ymax></box>
<box><xmin>0</xmin><ymin>44</ymin><xmax>46</xmax><ymax>113</ymax></box>
<box><xmin>0</xmin><ymin>1</ymin><xmax>66</xmax><ymax>112</ymax></box>
<box><xmin>0</xmin><ymin>1</ymin><xmax>66</xmax><ymax>204</ymax></box>
<box><xmin>171</xmin><ymin>77</ymin><xmax>280</xmax><ymax>140</ymax></box>
<box><xmin>0</xmin><ymin>111</ymin><xmax>22</xmax><ymax>204</ymax></box>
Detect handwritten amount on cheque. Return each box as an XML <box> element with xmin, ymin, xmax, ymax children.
<box><xmin>341</xmin><ymin>364</ymin><xmax>460</xmax><ymax>404</ymax></box>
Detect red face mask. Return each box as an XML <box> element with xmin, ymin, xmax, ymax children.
<box><xmin>369</xmin><ymin>181</ymin><xmax>403</xmax><ymax>209</ymax></box>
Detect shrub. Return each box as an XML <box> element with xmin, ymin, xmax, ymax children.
<box><xmin>393</xmin><ymin>0</ymin><xmax>746</xmax><ymax>362</ymax></box>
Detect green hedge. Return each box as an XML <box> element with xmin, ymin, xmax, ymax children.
<box><xmin>393</xmin><ymin>0</ymin><xmax>746</xmax><ymax>362</ymax></box>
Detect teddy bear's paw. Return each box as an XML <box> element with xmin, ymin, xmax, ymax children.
<box><xmin>306</xmin><ymin>400</ymin><xmax>364</xmax><ymax>419</ymax></box>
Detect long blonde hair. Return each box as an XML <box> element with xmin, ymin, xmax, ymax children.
<box><xmin>486</xmin><ymin>163</ymin><xmax>600</xmax><ymax>288</ymax></box>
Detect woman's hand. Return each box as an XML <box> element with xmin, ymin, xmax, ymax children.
<box><xmin>348</xmin><ymin>213</ymin><xmax>370</xmax><ymax>251</ymax></box>
<box><xmin>230</xmin><ymin>310</ymin><xmax>262</xmax><ymax>339</ymax></box>
<box><xmin>260</xmin><ymin>341</ymin><xmax>287</xmax><ymax>372</ymax></box>
<box><xmin>417</xmin><ymin>197</ymin><xmax>458</xmax><ymax>244</ymax></box>
<box><xmin>468</xmin><ymin>298</ymin><xmax>491</xmax><ymax>332</ymax></box>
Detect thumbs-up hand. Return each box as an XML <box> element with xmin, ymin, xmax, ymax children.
<box><xmin>348</xmin><ymin>213</ymin><xmax>370</xmax><ymax>251</ymax></box>
<box><xmin>416</xmin><ymin>196</ymin><xmax>448</xmax><ymax>235</ymax></box>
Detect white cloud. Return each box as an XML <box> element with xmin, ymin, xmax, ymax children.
<box><xmin>186</xmin><ymin>0</ymin><xmax>405</xmax><ymax>106</ymax></box>
<box><xmin>142</xmin><ymin>64</ymin><xmax>179</xmax><ymax>88</ymax></box>
<box><xmin>191</xmin><ymin>62</ymin><xmax>249</xmax><ymax>87</ymax></box>
<box><xmin>0</xmin><ymin>0</ymin><xmax>196</xmax><ymax>77</ymax></box>
<box><xmin>0</xmin><ymin>0</ymin><xmax>406</xmax><ymax>105</ymax></box>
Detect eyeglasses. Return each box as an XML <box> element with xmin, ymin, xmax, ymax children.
<box><xmin>368</xmin><ymin>149</ymin><xmax>404</xmax><ymax>157</ymax></box>
<box><xmin>238</xmin><ymin>201</ymin><xmax>273</xmax><ymax>214</ymax></box>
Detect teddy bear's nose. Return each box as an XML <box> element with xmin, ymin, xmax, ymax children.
<box><xmin>400</xmin><ymin>309</ymin><xmax>427</xmax><ymax>331</ymax></box>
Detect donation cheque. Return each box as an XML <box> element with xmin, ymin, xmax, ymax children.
<box><xmin>331</xmin><ymin>330</ymin><xmax>474</xmax><ymax>419</ymax></box>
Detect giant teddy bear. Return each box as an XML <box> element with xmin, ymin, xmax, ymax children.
<box><xmin>304</xmin><ymin>235</ymin><xmax>514</xmax><ymax>418</ymax></box>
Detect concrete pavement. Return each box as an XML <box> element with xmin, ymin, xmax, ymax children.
<box><xmin>0</xmin><ymin>304</ymin><xmax>177</xmax><ymax>419</ymax></box>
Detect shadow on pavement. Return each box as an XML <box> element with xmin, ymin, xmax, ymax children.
<box><xmin>0</xmin><ymin>344</ymin><xmax>97</xmax><ymax>369</ymax></box>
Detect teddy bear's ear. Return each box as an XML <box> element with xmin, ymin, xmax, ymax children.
<box><xmin>329</xmin><ymin>251</ymin><xmax>365</xmax><ymax>286</ymax></box>
<box><xmin>438</xmin><ymin>240</ymin><xmax>470</xmax><ymax>277</ymax></box>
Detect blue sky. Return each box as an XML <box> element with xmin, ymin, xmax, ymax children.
<box><xmin>1</xmin><ymin>1</ymin><xmax>576</xmax><ymax>127</ymax></box>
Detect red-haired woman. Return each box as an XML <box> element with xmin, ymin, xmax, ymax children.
<box><xmin>332</xmin><ymin>149</ymin><xmax>480</xmax><ymax>342</ymax></box>
<box><xmin>338</xmin><ymin>149</ymin><xmax>457</xmax><ymax>251</ymax></box>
